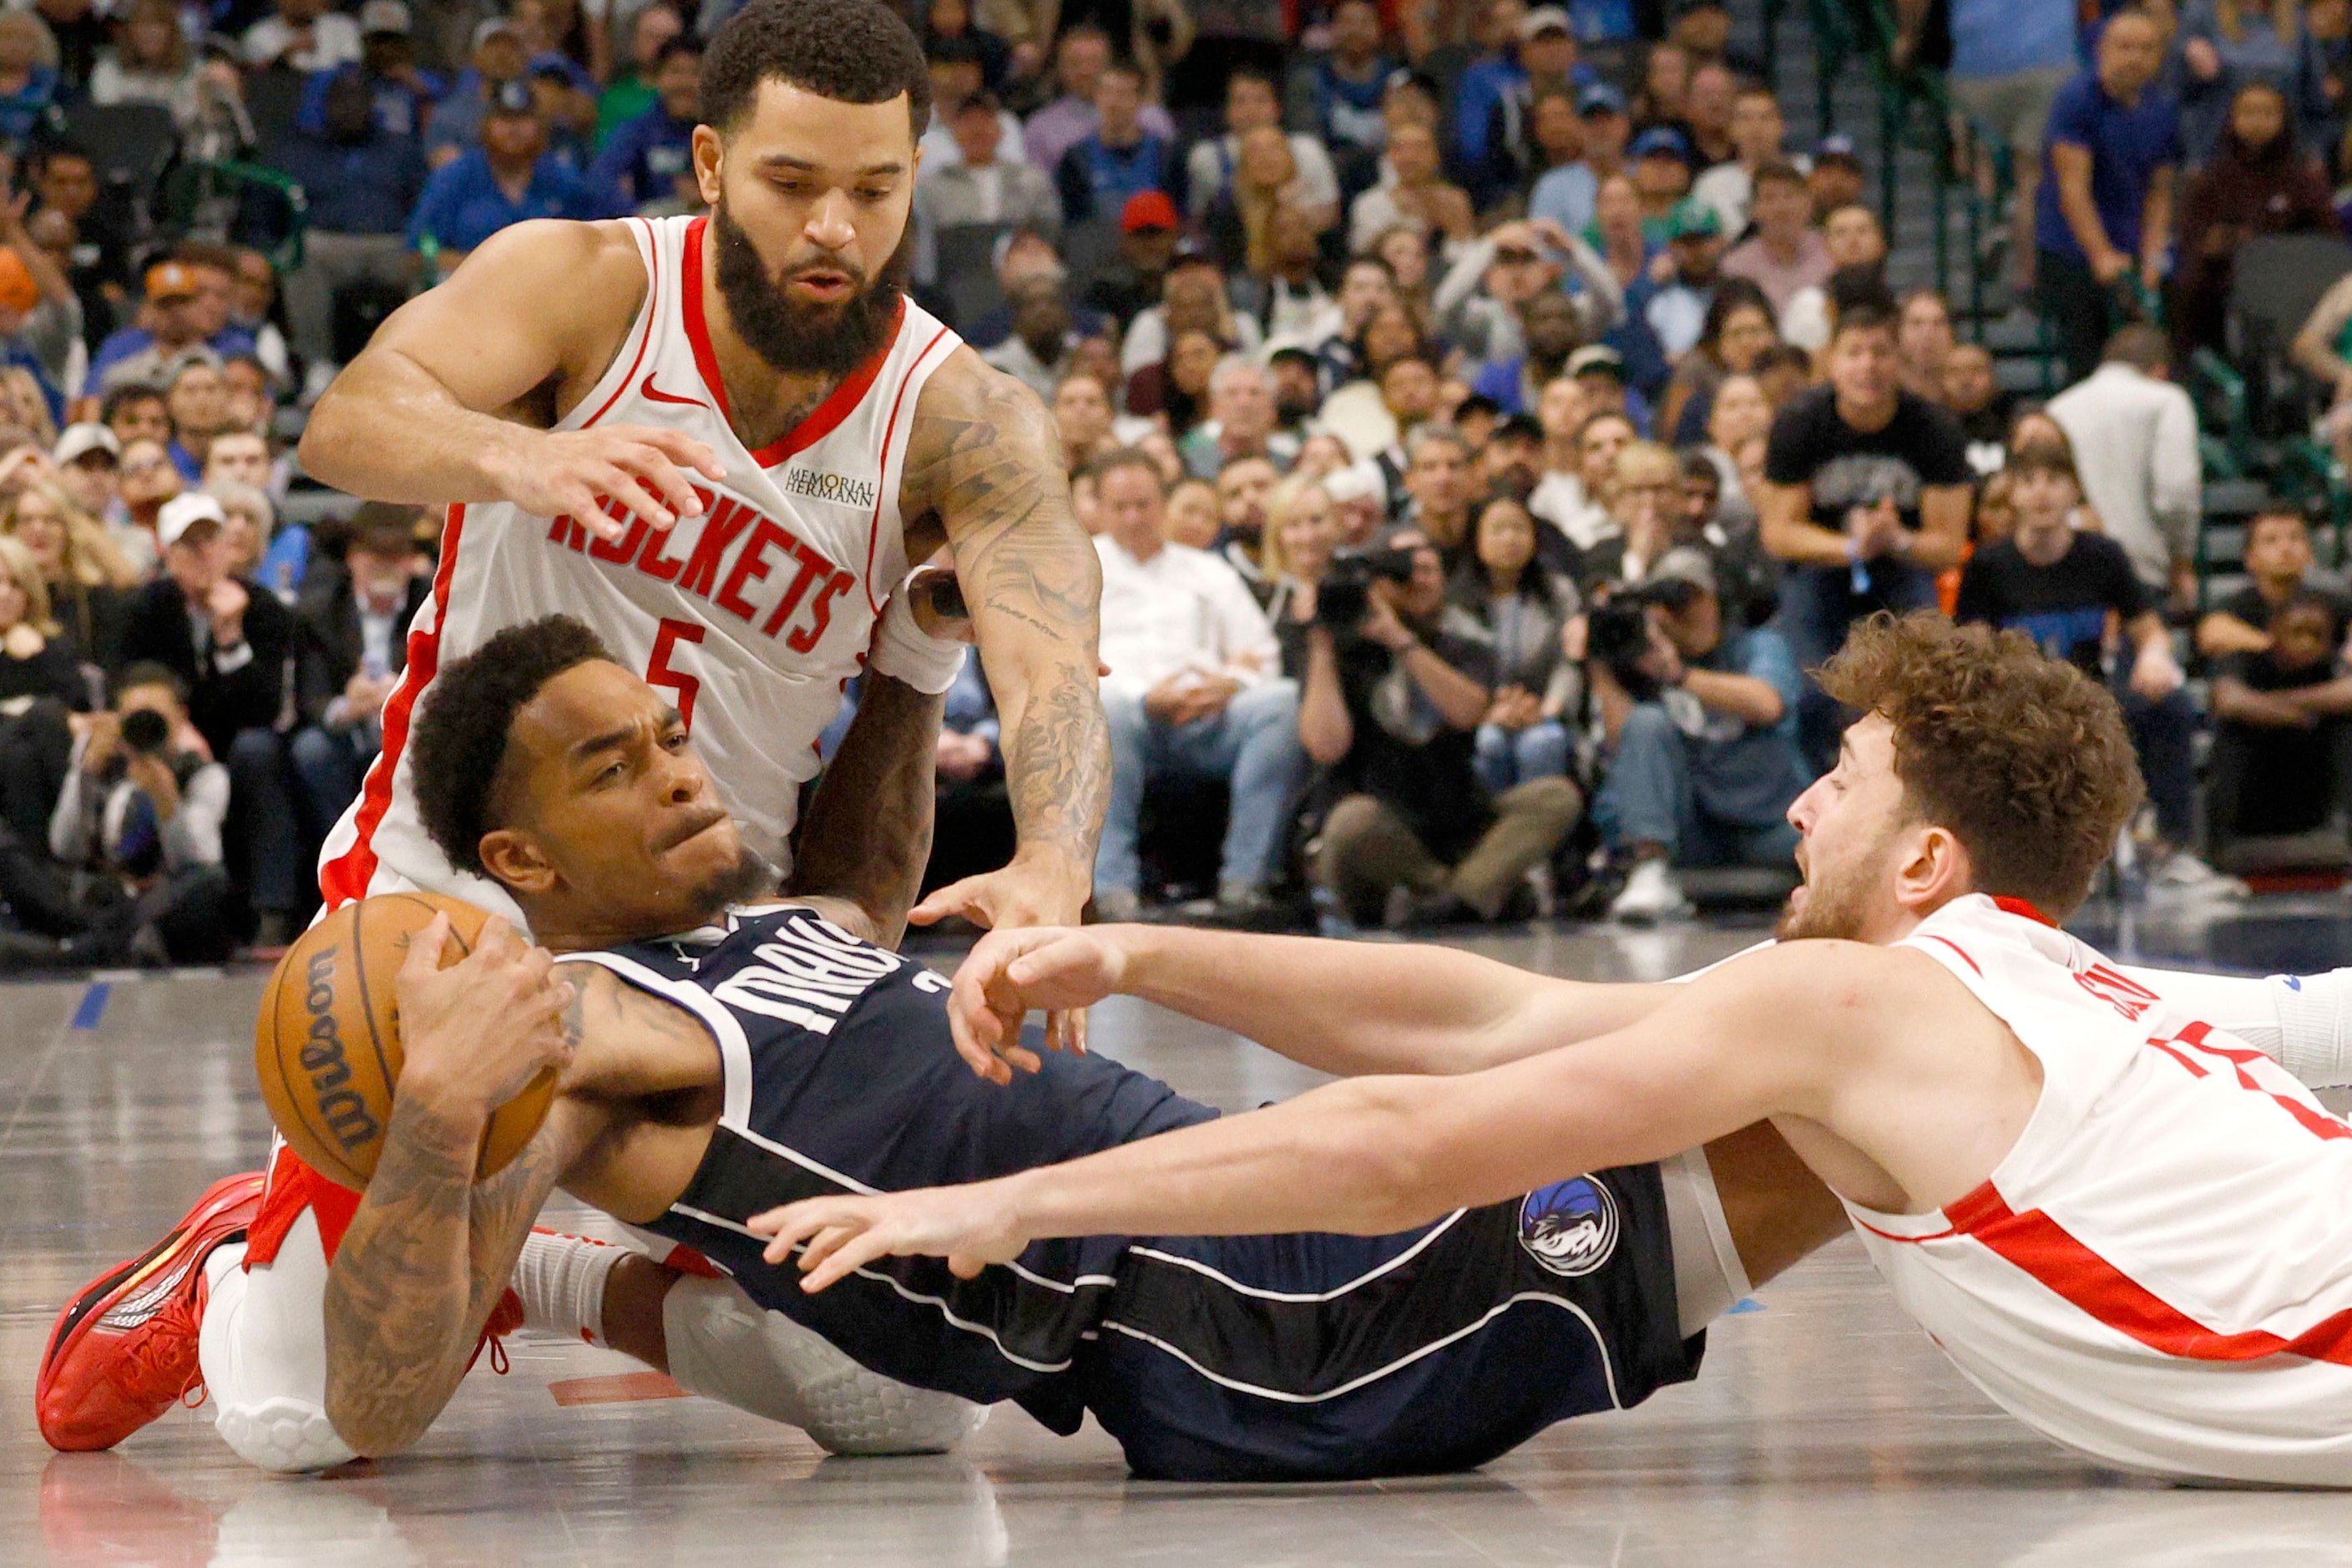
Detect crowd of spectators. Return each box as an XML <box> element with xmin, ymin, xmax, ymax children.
<box><xmin>3</xmin><ymin>0</ymin><xmax>2350</xmax><ymax>964</ymax></box>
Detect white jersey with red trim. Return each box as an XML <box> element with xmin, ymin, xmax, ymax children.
<box><xmin>316</xmin><ymin>214</ymin><xmax>964</xmax><ymax>919</ymax></box>
<box><xmin>1846</xmin><ymin>894</ymin><xmax>2352</xmax><ymax>1485</ymax></box>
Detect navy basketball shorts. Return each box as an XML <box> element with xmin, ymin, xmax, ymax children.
<box><xmin>1077</xmin><ymin>1162</ymin><xmax>1703</xmax><ymax>1482</ymax></box>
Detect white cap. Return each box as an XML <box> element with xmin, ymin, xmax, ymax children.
<box><xmin>1520</xmin><ymin>5</ymin><xmax>1573</xmax><ymax>38</ymax></box>
<box><xmin>157</xmin><ymin>492</ymin><xmax>226</xmax><ymax>551</ymax></box>
<box><xmin>1323</xmin><ymin>461</ymin><xmax>1384</xmax><ymax>505</ymax></box>
<box><xmin>52</xmin><ymin>422</ymin><xmax>119</xmax><ymax>466</ymax></box>
<box><xmin>359</xmin><ymin>0</ymin><xmax>412</xmax><ymax>33</ymax></box>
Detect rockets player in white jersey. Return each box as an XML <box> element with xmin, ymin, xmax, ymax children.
<box><xmin>763</xmin><ymin>612</ymin><xmax>2352</xmax><ymax>1487</ymax></box>
<box><xmin>38</xmin><ymin>0</ymin><xmax>1107</xmax><ymax>1472</ymax></box>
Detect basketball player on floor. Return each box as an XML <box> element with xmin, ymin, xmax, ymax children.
<box><xmin>761</xmin><ymin>612</ymin><xmax>2352</xmax><ymax>1485</ymax></box>
<box><xmin>275</xmin><ymin>615</ymin><xmax>2352</xmax><ymax>1483</ymax></box>
<box><xmin>38</xmin><ymin>0</ymin><xmax>1109</xmax><ymax>1471</ymax></box>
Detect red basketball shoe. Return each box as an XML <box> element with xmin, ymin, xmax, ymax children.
<box><xmin>37</xmin><ymin>1171</ymin><xmax>266</xmax><ymax>1451</ymax></box>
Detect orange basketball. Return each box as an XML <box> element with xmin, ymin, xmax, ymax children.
<box><xmin>254</xmin><ymin>892</ymin><xmax>559</xmax><ymax>1191</ymax></box>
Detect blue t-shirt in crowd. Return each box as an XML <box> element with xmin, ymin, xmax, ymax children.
<box><xmin>1529</xmin><ymin>161</ymin><xmax>1598</xmax><ymax>235</ymax></box>
<box><xmin>1687</xmin><ymin>625</ymin><xmax>1809</xmax><ymax>826</ymax></box>
<box><xmin>297</xmin><ymin>63</ymin><xmax>445</xmax><ymax>140</ymax></box>
<box><xmin>407</xmin><ymin>148</ymin><xmax>608</xmax><ymax>255</ymax></box>
<box><xmin>1453</xmin><ymin>56</ymin><xmax>1525</xmax><ymax>168</ymax></box>
<box><xmin>1053</xmin><ymin>134</ymin><xmax>1170</xmax><ymax>224</ymax></box>
<box><xmin>1950</xmin><ymin>0</ymin><xmax>2077</xmax><ymax>81</ymax></box>
<box><xmin>2033</xmin><ymin>69</ymin><xmax>2182</xmax><ymax>262</ymax></box>
<box><xmin>1304</xmin><ymin>56</ymin><xmax>1392</xmax><ymax>151</ymax></box>
<box><xmin>1566</xmin><ymin>0</ymin><xmax>1636</xmax><ymax>43</ymax></box>
<box><xmin>271</xmin><ymin>131</ymin><xmax>429</xmax><ymax>235</ymax></box>
<box><xmin>589</xmin><ymin>103</ymin><xmax>695</xmax><ymax>210</ymax></box>
<box><xmin>88</xmin><ymin>323</ymin><xmax>260</xmax><ymax>388</ymax></box>
<box><xmin>0</xmin><ymin>66</ymin><xmax>58</xmax><ymax>145</ymax></box>
<box><xmin>256</xmin><ymin>524</ymin><xmax>312</xmax><ymax>601</ymax></box>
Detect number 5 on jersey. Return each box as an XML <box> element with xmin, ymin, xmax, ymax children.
<box><xmin>648</xmin><ymin>617</ymin><xmax>706</xmax><ymax>731</ymax></box>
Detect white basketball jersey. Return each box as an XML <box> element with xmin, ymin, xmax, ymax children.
<box><xmin>1847</xmin><ymin>894</ymin><xmax>2352</xmax><ymax>1485</ymax></box>
<box><xmin>317</xmin><ymin>214</ymin><xmax>964</xmax><ymax>918</ymax></box>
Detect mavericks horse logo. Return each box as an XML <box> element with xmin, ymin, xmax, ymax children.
<box><xmin>1517</xmin><ymin>1176</ymin><xmax>1618</xmax><ymax>1277</ymax></box>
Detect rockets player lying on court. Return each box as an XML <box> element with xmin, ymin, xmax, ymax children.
<box><xmin>760</xmin><ymin>612</ymin><xmax>2352</xmax><ymax>1489</ymax></box>
<box><xmin>313</xmin><ymin>616</ymin><xmax>2352</xmax><ymax>1483</ymax></box>
<box><xmin>36</xmin><ymin>0</ymin><xmax>1110</xmax><ymax>1474</ymax></box>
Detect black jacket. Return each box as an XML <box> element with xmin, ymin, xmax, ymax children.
<box><xmin>116</xmin><ymin>576</ymin><xmax>298</xmax><ymax>756</ymax></box>
<box><xmin>294</xmin><ymin>564</ymin><xmax>429</xmax><ymax>727</ymax></box>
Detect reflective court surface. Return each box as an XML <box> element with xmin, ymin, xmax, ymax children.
<box><xmin>8</xmin><ymin>910</ymin><xmax>2352</xmax><ymax>1565</ymax></box>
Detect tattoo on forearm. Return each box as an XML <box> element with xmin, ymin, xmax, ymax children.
<box><xmin>1006</xmin><ymin>673</ymin><xmax>1111</xmax><ymax>863</ymax></box>
<box><xmin>907</xmin><ymin>366</ymin><xmax>1110</xmax><ymax>866</ymax></box>
<box><xmin>322</xmin><ymin>1095</ymin><xmax>562</xmax><ymax>1456</ymax></box>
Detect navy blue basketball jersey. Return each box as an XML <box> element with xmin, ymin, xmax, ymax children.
<box><xmin>561</xmin><ymin>904</ymin><xmax>1701</xmax><ymax>1480</ymax></box>
<box><xmin>557</xmin><ymin>905</ymin><xmax>1216</xmax><ymax>1433</ymax></box>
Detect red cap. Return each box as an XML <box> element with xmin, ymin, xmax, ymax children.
<box><xmin>1120</xmin><ymin>190</ymin><xmax>1178</xmax><ymax>233</ymax></box>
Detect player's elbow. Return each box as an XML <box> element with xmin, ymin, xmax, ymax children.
<box><xmin>296</xmin><ymin>372</ymin><xmax>374</xmax><ymax>483</ymax></box>
<box><xmin>323</xmin><ymin>1372</ymin><xmax>432</xmax><ymax>1460</ymax></box>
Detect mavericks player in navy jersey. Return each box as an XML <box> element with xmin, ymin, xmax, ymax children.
<box><xmin>320</xmin><ymin>615</ymin><xmax>1851</xmax><ymax>1480</ymax></box>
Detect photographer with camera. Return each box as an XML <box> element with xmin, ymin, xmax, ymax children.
<box><xmin>31</xmin><ymin>662</ymin><xmax>235</xmax><ymax>965</ymax></box>
<box><xmin>117</xmin><ymin>491</ymin><xmax>304</xmax><ymax>944</ymax></box>
<box><xmin>1758</xmin><ymin>296</ymin><xmax>1971</xmax><ymax>771</ymax></box>
<box><xmin>1301</xmin><ymin>525</ymin><xmax>1583</xmax><ymax>928</ymax></box>
<box><xmin>1093</xmin><ymin>449</ymin><xmax>1306</xmax><ymax>926</ymax></box>
<box><xmin>1586</xmin><ymin>550</ymin><xmax>1809</xmax><ymax>924</ymax></box>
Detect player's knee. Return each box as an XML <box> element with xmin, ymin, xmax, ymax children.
<box><xmin>212</xmin><ymin>1395</ymin><xmax>358</xmax><ymax>1474</ymax></box>
<box><xmin>660</xmin><ymin>1273</ymin><xmax>987</xmax><ymax>1455</ymax></box>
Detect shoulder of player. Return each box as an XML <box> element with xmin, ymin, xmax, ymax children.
<box><xmin>443</xmin><ymin>218</ymin><xmax>650</xmax><ymax>324</ymax></box>
<box><xmin>903</xmin><ymin>346</ymin><xmax>1058</xmax><ymax>502</ymax></box>
<box><xmin>910</xmin><ymin>344</ymin><xmax>1053</xmax><ymax>445</ymax></box>
<box><xmin>1675</xmin><ymin>940</ymin><xmax>1950</xmax><ymax>1057</ymax></box>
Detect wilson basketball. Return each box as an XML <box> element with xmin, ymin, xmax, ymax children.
<box><xmin>255</xmin><ymin>892</ymin><xmax>559</xmax><ymax>1191</ymax></box>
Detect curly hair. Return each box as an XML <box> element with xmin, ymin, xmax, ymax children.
<box><xmin>1817</xmin><ymin>612</ymin><xmax>2143</xmax><ymax>918</ymax></box>
<box><xmin>409</xmin><ymin>615</ymin><xmax>613</xmax><ymax>880</ymax></box>
<box><xmin>701</xmin><ymin>0</ymin><xmax>932</xmax><ymax>139</ymax></box>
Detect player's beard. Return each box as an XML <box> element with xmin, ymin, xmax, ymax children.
<box><xmin>711</xmin><ymin>193</ymin><xmax>909</xmax><ymax>379</ymax></box>
<box><xmin>1774</xmin><ymin>829</ymin><xmax>1893</xmax><ymax>943</ymax></box>
<box><xmin>685</xmin><ymin>846</ymin><xmax>777</xmax><ymax>923</ymax></box>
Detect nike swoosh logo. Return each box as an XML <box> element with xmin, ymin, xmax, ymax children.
<box><xmin>642</xmin><ymin>372</ymin><xmax>706</xmax><ymax>407</ymax></box>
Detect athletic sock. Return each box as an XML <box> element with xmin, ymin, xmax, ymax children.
<box><xmin>512</xmin><ymin>1232</ymin><xmax>622</xmax><ymax>1348</ymax></box>
<box><xmin>2117</xmin><ymin>965</ymin><xmax>2352</xmax><ymax>1087</ymax></box>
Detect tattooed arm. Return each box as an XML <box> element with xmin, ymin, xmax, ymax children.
<box><xmin>323</xmin><ymin>933</ymin><xmax>724</xmax><ymax>1458</ymax></box>
<box><xmin>787</xmin><ymin>670</ymin><xmax>944</xmax><ymax>949</ymax></box>
<box><xmin>900</xmin><ymin>353</ymin><xmax>1107</xmax><ymax>931</ymax></box>
<box><xmin>321</xmin><ymin>915</ymin><xmax>590</xmax><ymax>1458</ymax></box>
<box><xmin>322</xmin><ymin>1095</ymin><xmax>597</xmax><ymax>1457</ymax></box>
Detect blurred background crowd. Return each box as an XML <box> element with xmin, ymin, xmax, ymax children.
<box><xmin>0</xmin><ymin>0</ymin><xmax>2349</xmax><ymax>964</ymax></box>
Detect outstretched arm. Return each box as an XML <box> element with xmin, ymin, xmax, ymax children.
<box><xmin>942</xmin><ymin>923</ymin><xmax>1682</xmax><ymax>1084</ymax></box>
<box><xmin>902</xmin><ymin>355</ymin><xmax>1107</xmax><ymax>934</ymax></box>
<box><xmin>321</xmin><ymin>918</ymin><xmax>588</xmax><ymax>1457</ymax></box>
<box><xmin>755</xmin><ymin>944</ymin><xmax>1860</xmax><ymax>1287</ymax></box>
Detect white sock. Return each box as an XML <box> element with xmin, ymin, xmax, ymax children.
<box><xmin>512</xmin><ymin>1232</ymin><xmax>622</xmax><ymax>1348</ymax></box>
<box><xmin>2118</xmin><ymin>965</ymin><xmax>2352</xmax><ymax>1088</ymax></box>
